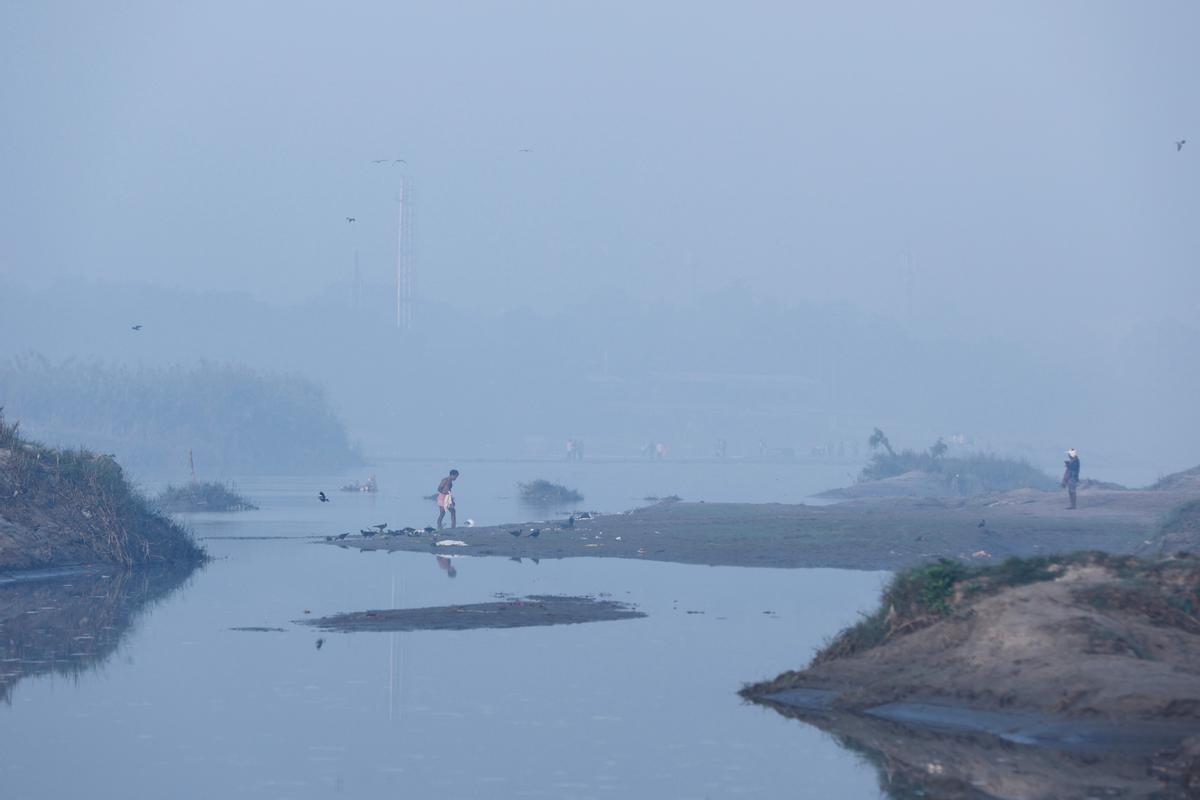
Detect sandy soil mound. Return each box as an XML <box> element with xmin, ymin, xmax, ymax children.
<box><xmin>1152</xmin><ymin>464</ymin><xmax>1200</xmax><ymax>492</ymax></box>
<box><xmin>817</xmin><ymin>470</ymin><xmax>958</xmax><ymax>499</ymax></box>
<box><xmin>745</xmin><ymin>554</ymin><xmax>1200</xmax><ymax>722</ymax></box>
<box><xmin>1157</xmin><ymin>499</ymin><xmax>1200</xmax><ymax>554</ymax></box>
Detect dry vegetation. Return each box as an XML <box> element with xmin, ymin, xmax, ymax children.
<box><xmin>0</xmin><ymin>409</ymin><xmax>205</xmax><ymax>570</ymax></box>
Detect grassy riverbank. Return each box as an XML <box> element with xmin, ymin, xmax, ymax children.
<box><xmin>0</xmin><ymin>411</ymin><xmax>205</xmax><ymax>571</ymax></box>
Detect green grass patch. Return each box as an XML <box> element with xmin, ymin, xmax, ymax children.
<box><xmin>518</xmin><ymin>479</ymin><xmax>583</xmax><ymax>506</ymax></box>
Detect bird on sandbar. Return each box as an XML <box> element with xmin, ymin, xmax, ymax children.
<box><xmin>528</xmin><ymin>528</ymin><xmax>541</xmax><ymax>538</ymax></box>
<box><xmin>508</xmin><ymin>529</ymin><xmax>521</xmax><ymax>537</ymax></box>
<box><xmin>318</xmin><ymin>491</ymin><xmax>329</xmax><ymax>502</ymax></box>
<box><xmin>559</xmin><ymin>515</ymin><xmax>575</xmax><ymax>530</ymax></box>
<box><xmin>423</xmin><ymin>526</ymin><xmax>436</xmax><ymax>534</ymax></box>
<box><xmin>360</xmin><ymin>529</ymin><xmax>376</xmax><ymax>538</ymax></box>
<box><xmin>373</xmin><ymin>523</ymin><xmax>388</xmax><ymax>531</ymax></box>
<box><xmin>335</xmin><ymin>532</ymin><xmax>350</xmax><ymax>540</ymax></box>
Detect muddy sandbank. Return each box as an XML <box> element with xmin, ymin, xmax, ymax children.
<box><xmin>329</xmin><ymin>484</ymin><xmax>1194</xmax><ymax>570</ymax></box>
<box><xmin>302</xmin><ymin>594</ymin><xmax>646</xmax><ymax>632</ymax></box>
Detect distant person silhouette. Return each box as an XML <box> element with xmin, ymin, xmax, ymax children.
<box><xmin>1062</xmin><ymin>448</ymin><xmax>1081</xmax><ymax>509</ymax></box>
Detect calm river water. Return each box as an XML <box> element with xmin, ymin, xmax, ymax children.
<box><xmin>1</xmin><ymin>459</ymin><xmax>896</xmax><ymax>798</ymax></box>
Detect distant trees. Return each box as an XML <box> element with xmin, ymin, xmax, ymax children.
<box><xmin>0</xmin><ymin>355</ymin><xmax>360</xmax><ymax>476</ymax></box>
<box><xmin>868</xmin><ymin>427</ymin><xmax>896</xmax><ymax>456</ymax></box>
<box><xmin>861</xmin><ymin>428</ymin><xmax>1054</xmax><ymax>494</ymax></box>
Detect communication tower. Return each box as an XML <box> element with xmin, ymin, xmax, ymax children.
<box><xmin>396</xmin><ymin>176</ymin><xmax>415</xmax><ymax>330</ymax></box>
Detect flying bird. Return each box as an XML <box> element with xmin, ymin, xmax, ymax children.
<box><xmin>370</xmin><ymin>159</ymin><xmax>388</xmax><ymax>164</ymax></box>
<box><xmin>345</xmin><ymin>216</ymin><xmax>356</xmax><ymax>223</ymax></box>
<box><xmin>393</xmin><ymin>159</ymin><xmax>407</xmax><ymax>164</ymax></box>
<box><xmin>318</xmin><ymin>491</ymin><xmax>329</xmax><ymax>502</ymax></box>
<box><xmin>1177</xmin><ymin>140</ymin><xmax>1187</xmax><ymax>152</ymax></box>
<box><xmin>131</xmin><ymin>324</ymin><xmax>142</xmax><ymax>331</ymax></box>
<box><xmin>518</xmin><ymin>148</ymin><xmax>533</xmax><ymax>153</ymax></box>
<box><xmin>315</xmin><ymin>638</ymin><xmax>324</xmax><ymax>650</ymax></box>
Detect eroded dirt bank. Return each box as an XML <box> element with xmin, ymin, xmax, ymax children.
<box><xmin>740</xmin><ymin>553</ymin><xmax>1200</xmax><ymax>796</ymax></box>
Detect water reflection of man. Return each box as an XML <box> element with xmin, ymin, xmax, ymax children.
<box><xmin>436</xmin><ymin>555</ymin><xmax>457</xmax><ymax>578</ymax></box>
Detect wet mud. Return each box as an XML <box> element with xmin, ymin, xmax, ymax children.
<box><xmin>302</xmin><ymin>594</ymin><xmax>646</xmax><ymax>632</ymax></box>
<box><xmin>335</xmin><ymin>486</ymin><xmax>1194</xmax><ymax>570</ymax></box>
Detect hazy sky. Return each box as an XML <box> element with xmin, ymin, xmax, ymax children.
<box><xmin>1</xmin><ymin>1</ymin><xmax>1197</xmax><ymax>341</ymax></box>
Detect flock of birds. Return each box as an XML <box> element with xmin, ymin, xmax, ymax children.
<box><xmin>320</xmin><ymin>505</ymin><xmax>595</xmax><ymax>543</ymax></box>
<box><xmin>324</xmin><ymin>523</ymin><xmax>436</xmax><ymax>541</ymax></box>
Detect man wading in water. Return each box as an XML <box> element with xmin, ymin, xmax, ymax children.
<box><xmin>1062</xmin><ymin>448</ymin><xmax>1081</xmax><ymax>509</ymax></box>
<box><xmin>436</xmin><ymin>469</ymin><xmax>459</xmax><ymax>529</ymax></box>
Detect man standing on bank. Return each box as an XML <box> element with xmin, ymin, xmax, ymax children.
<box><xmin>437</xmin><ymin>469</ymin><xmax>460</xmax><ymax>529</ymax></box>
<box><xmin>1062</xmin><ymin>449</ymin><xmax>1081</xmax><ymax>509</ymax></box>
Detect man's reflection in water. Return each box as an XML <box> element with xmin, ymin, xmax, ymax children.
<box><xmin>436</xmin><ymin>555</ymin><xmax>457</xmax><ymax>578</ymax></box>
